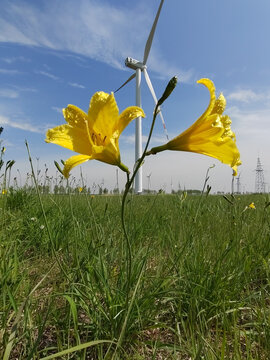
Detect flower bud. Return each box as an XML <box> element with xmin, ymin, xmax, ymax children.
<box><xmin>157</xmin><ymin>76</ymin><xmax>178</xmax><ymax>106</ymax></box>
<box><xmin>54</xmin><ymin>160</ymin><xmax>64</xmax><ymax>176</ymax></box>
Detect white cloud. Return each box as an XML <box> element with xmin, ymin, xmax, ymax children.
<box><xmin>51</xmin><ymin>106</ymin><xmax>63</xmax><ymax>114</ymax></box>
<box><xmin>35</xmin><ymin>70</ymin><xmax>59</xmax><ymax>81</ymax></box>
<box><xmin>0</xmin><ymin>0</ymin><xmax>192</xmax><ymax>81</ymax></box>
<box><xmin>0</xmin><ymin>68</ymin><xmax>20</xmax><ymax>75</ymax></box>
<box><xmin>0</xmin><ymin>86</ymin><xmax>37</xmax><ymax>99</ymax></box>
<box><xmin>0</xmin><ymin>18</ymin><xmax>36</xmax><ymax>46</ymax></box>
<box><xmin>227</xmin><ymin>105</ymin><xmax>270</xmax><ymax>135</ymax></box>
<box><xmin>0</xmin><ymin>88</ymin><xmax>19</xmax><ymax>98</ymax></box>
<box><xmin>147</xmin><ymin>50</ymin><xmax>194</xmax><ymax>83</ymax></box>
<box><xmin>1</xmin><ymin>56</ymin><xmax>30</xmax><ymax>64</ymax></box>
<box><xmin>68</xmin><ymin>82</ymin><xmax>85</xmax><ymax>89</ymax></box>
<box><xmin>224</xmin><ymin>87</ymin><xmax>270</xmax><ymax>191</ymax></box>
<box><xmin>0</xmin><ymin>115</ymin><xmax>43</xmax><ymax>133</ymax></box>
<box><xmin>12</xmin><ymin>85</ymin><xmax>37</xmax><ymax>93</ymax></box>
<box><xmin>227</xmin><ymin>88</ymin><xmax>270</xmax><ymax>103</ymax></box>
<box><xmin>224</xmin><ymin>103</ymin><xmax>270</xmax><ymax>191</ymax></box>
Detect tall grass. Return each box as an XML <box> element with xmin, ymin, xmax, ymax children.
<box><xmin>1</xmin><ymin>188</ymin><xmax>270</xmax><ymax>359</ymax></box>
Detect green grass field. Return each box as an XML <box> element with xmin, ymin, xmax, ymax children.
<box><xmin>1</xmin><ymin>189</ymin><xmax>270</xmax><ymax>359</ymax></box>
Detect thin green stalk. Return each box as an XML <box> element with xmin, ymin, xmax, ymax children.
<box><xmin>80</xmin><ymin>167</ymin><xmax>100</xmax><ymax>240</ymax></box>
<box><xmin>25</xmin><ymin>140</ymin><xmax>70</xmax><ymax>280</ymax></box>
<box><xmin>193</xmin><ymin>164</ymin><xmax>215</xmax><ymax>222</ymax></box>
<box><xmin>109</xmin><ymin>257</ymin><xmax>147</xmax><ymax>360</ymax></box>
<box><xmin>3</xmin><ymin>262</ymin><xmax>57</xmax><ymax>360</ymax></box>
<box><xmin>121</xmin><ymin>101</ymin><xmax>160</xmax><ymax>293</ymax></box>
<box><xmin>119</xmin><ymin>77</ymin><xmax>178</xmax><ymax>349</ymax></box>
<box><xmin>117</xmin><ymin>94</ymin><xmax>170</xmax><ymax>356</ymax></box>
<box><xmin>66</xmin><ymin>177</ymin><xmax>81</xmax><ymax>270</ymax></box>
<box><xmin>121</xmin><ymin>75</ymin><xmax>178</xmax><ymax>235</ymax></box>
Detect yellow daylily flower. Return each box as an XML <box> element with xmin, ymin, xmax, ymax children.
<box><xmin>46</xmin><ymin>92</ymin><xmax>145</xmax><ymax>178</ymax></box>
<box><xmin>148</xmin><ymin>78</ymin><xmax>241</xmax><ymax>175</ymax></box>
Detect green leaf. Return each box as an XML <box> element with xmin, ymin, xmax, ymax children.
<box><xmin>40</xmin><ymin>340</ymin><xmax>114</xmax><ymax>359</ymax></box>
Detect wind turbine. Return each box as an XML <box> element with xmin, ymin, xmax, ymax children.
<box><xmin>146</xmin><ymin>172</ymin><xmax>152</xmax><ymax>193</ymax></box>
<box><xmin>236</xmin><ymin>172</ymin><xmax>241</xmax><ymax>194</ymax></box>
<box><xmin>115</xmin><ymin>0</ymin><xmax>168</xmax><ymax>194</ymax></box>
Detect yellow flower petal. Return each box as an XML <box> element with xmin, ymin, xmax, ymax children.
<box><xmin>88</xmin><ymin>92</ymin><xmax>118</xmax><ymax>138</ymax></box>
<box><xmin>45</xmin><ymin>124</ymin><xmax>92</xmax><ymax>156</ymax></box>
<box><xmin>148</xmin><ymin>78</ymin><xmax>241</xmax><ymax>175</ymax></box>
<box><xmin>211</xmin><ymin>93</ymin><xmax>226</xmax><ymax>115</ymax></box>
<box><xmin>63</xmin><ymin>154</ymin><xmax>92</xmax><ymax>178</ymax></box>
<box><xmin>117</xmin><ymin>106</ymin><xmax>145</xmax><ymax>133</ymax></box>
<box><xmin>63</xmin><ymin>105</ymin><xmax>88</xmax><ymax>129</ymax></box>
<box><xmin>94</xmin><ymin>138</ymin><xmax>120</xmax><ymax>165</ymax></box>
<box><xmin>195</xmin><ymin>78</ymin><xmax>216</xmax><ymax>124</ymax></box>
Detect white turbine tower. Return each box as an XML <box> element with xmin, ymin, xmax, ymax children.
<box><xmin>116</xmin><ymin>0</ymin><xmax>168</xmax><ymax>194</ymax></box>
<box><xmin>147</xmin><ymin>173</ymin><xmax>152</xmax><ymax>193</ymax></box>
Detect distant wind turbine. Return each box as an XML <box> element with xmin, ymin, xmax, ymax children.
<box><xmin>115</xmin><ymin>0</ymin><xmax>168</xmax><ymax>193</ymax></box>
<box><xmin>236</xmin><ymin>172</ymin><xmax>241</xmax><ymax>194</ymax></box>
<box><xmin>146</xmin><ymin>172</ymin><xmax>152</xmax><ymax>193</ymax></box>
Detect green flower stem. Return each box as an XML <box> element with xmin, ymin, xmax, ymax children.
<box><xmin>145</xmin><ymin>143</ymin><xmax>169</xmax><ymax>156</ymax></box>
<box><xmin>118</xmin><ymin>162</ymin><xmax>130</xmax><ymax>174</ymax></box>
<box><xmin>118</xmin><ymin>77</ymin><xmax>177</xmax><ymax>353</ymax></box>
<box><xmin>121</xmin><ymin>76</ymin><xmax>178</xmax><ymax>290</ymax></box>
<box><xmin>119</xmin><ymin>102</ymin><xmax>160</xmax><ymax>351</ymax></box>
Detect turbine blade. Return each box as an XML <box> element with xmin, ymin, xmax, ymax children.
<box><xmin>144</xmin><ymin>68</ymin><xmax>158</xmax><ymax>103</ymax></box>
<box><xmin>114</xmin><ymin>73</ymin><xmax>136</xmax><ymax>93</ymax></box>
<box><xmin>143</xmin><ymin>68</ymin><xmax>169</xmax><ymax>140</ymax></box>
<box><xmin>143</xmin><ymin>0</ymin><xmax>165</xmax><ymax>65</ymax></box>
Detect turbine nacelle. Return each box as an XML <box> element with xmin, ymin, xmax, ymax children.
<box><xmin>125</xmin><ymin>57</ymin><xmax>146</xmax><ymax>71</ymax></box>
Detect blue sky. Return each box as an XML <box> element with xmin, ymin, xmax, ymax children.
<box><xmin>0</xmin><ymin>0</ymin><xmax>269</xmax><ymax>192</ymax></box>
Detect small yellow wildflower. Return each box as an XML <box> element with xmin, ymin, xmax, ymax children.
<box><xmin>79</xmin><ymin>187</ymin><xmax>83</xmax><ymax>193</ymax></box>
<box><xmin>248</xmin><ymin>202</ymin><xmax>256</xmax><ymax>209</ymax></box>
<box><xmin>46</xmin><ymin>92</ymin><xmax>145</xmax><ymax>178</ymax></box>
<box><xmin>147</xmin><ymin>79</ymin><xmax>241</xmax><ymax>175</ymax></box>
<box><xmin>243</xmin><ymin>202</ymin><xmax>256</xmax><ymax>212</ymax></box>
<box><xmin>2</xmin><ymin>189</ymin><xmax>7</xmax><ymax>195</ymax></box>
